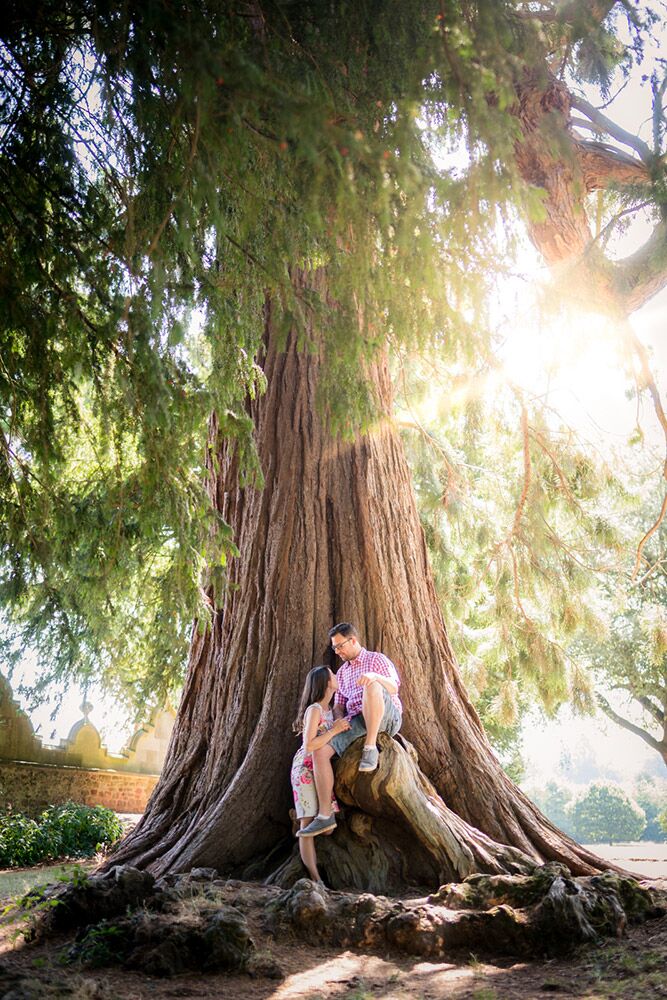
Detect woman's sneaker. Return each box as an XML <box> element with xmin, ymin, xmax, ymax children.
<box><xmin>297</xmin><ymin>815</ymin><xmax>337</xmax><ymax>837</ymax></box>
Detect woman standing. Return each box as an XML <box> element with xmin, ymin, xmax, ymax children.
<box><xmin>291</xmin><ymin>665</ymin><xmax>350</xmax><ymax>883</ymax></box>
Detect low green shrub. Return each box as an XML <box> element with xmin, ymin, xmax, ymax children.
<box><xmin>0</xmin><ymin>812</ymin><xmax>43</xmax><ymax>868</ymax></box>
<box><xmin>38</xmin><ymin>802</ymin><xmax>124</xmax><ymax>859</ymax></box>
<box><xmin>0</xmin><ymin>802</ymin><xmax>123</xmax><ymax>868</ymax></box>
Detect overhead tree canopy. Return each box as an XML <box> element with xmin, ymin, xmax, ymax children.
<box><xmin>1</xmin><ymin>0</ymin><xmax>527</xmax><ymax>709</ymax></box>
<box><xmin>2</xmin><ymin>1</ymin><xmax>666</xmax><ymax>725</ymax></box>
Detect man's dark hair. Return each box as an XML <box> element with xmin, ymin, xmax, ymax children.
<box><xmin>328</xmin><ymin>621</ymin><xmax>358</xmax><ymax>639</ymax></box>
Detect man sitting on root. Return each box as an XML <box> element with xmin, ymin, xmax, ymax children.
<box><xmin>298</xmin><ymin>621</ymin><xmax>402</xmax><ymax>838</ymax></box>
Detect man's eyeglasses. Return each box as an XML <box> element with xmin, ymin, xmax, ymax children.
<box><xmin>332</xmin><ymin>636</ymin><xmax>354</xmax><ymax>653</ymax></box>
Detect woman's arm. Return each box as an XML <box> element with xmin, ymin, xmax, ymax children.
<box><xmin>303</xmin><ymin>705</ymin><xmax>350</xmax><ymax>751</ymax></box>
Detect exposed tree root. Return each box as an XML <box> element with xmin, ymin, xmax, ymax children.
<box><xmin>16</xmin><ymin>864</ymin><xmax>664</xmax><ymax>976</ymax></box>
<box><xmin>267</xmin><ymin>868</ymin><xmax>664</xmax><ymax>959</ymax></box>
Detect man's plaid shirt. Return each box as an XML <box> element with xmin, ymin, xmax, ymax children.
<box><xmin>334</xmin><ymin>648</ymin><xmax>402</xmax><ymax>720</ymax></box>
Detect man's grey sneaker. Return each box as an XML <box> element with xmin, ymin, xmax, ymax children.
<box><xmin>297</xmin><ymin>815</ymin><xmax>337</xmax><ymax>838</ymax></box>
<box><xmin>358</xmin><ymin>746</ymin><xmax>379</xmax><ymax>772</ymax></box>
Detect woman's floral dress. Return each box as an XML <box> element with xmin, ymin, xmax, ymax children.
<box><xmin>291</xmin><ymin>707</ymin><xmax>340</xmax><ymax>819</ymax></box>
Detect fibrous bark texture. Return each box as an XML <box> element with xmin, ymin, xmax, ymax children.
<box><xmin>110</xmin><ymin>270</ymin><xmax>616</xmax><ymax>888</ymax></box>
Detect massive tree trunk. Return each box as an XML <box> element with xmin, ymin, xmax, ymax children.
<box><xmin>110</xmin><ymin>270</ymin><xmax>610</xmax><ymax>889</ymax></box>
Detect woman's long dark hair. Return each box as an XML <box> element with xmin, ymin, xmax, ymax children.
<box><xmin>293</xmin><ymin>665</ymin><xmax>333</xmax><ymax>732</ymax></box>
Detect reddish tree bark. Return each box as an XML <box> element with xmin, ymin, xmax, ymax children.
<box><xmin>109</xmin><ymin>271</ymin><xmax>611</xmax><ymax>888</ymax></box>
<box><xmin>514</xmin><ymin>69</ymin><xmax>665</xmax><ymax>312</ymax></box>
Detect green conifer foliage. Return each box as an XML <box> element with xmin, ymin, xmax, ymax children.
<box><xmin>574</xmin><ymin>496</ymin><xmax>667</xmax><ymax>768</ymax></box>
<box><xmin>397</xmin><ymin>351</ymin><xmax>624</xmax><ymax>743</ymax></box>
<box><xmin>1</xmin><ymin>1</ymin><xmax>666</xmax><ymax>727</ymax></box>
<box><xmin>1</xmin><ymin>1</ymin><xmax>530</xmax><ymax>708</ymax></box>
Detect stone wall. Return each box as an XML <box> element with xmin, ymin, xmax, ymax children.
<box><xmin>0</xmin><ymin>759</ymin><xmax>158</xmax><ymax>814</ymax></box>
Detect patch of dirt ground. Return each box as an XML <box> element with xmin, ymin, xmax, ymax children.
<box><xmin>1</xmin><ymin>879</ymin><xmax>666</xmax><ymax>1000</ymax></box>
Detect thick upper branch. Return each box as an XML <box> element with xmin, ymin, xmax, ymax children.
<box><xmin>517</xmin><ymin>1</ymin><xmax>618</xmax><ymax>27</ymax></box>
<box><xmin>574</xmin><ymin>140</ymin><xmax>652</xmax><ymax>190</ymax></box>
<box><xmin>615</xmin><ymin>220</ymin><xmax>667</xmax><ymax>313</ymax></box>
<box><xmin>597</xmin><ymin>693</ymin><xmax>666</xmax><ymax>757</ymax></box>
<box><xmin>513</xmin><ymin>69</ymin><xmax>667</xmax><ymax>315</ymax></box>
<box><xmin>570</xmin><ymin>94</ymin><xmax>653</xmax><ymax>164</ymax></box>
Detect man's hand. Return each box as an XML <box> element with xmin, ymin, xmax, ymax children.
<box><xmin>356</xmin><ymin>671</ymin><xmax>398</xmax><ymax>695</ymax></box>
<box><xmin>356</xmin><ymin>672</ymin><xmax>377</xmax><ymax>688</ymax></box>
<box><xmin>331</xmin><ymin>718</ymin><xmax>351</xmax><ymax>734</ymax></box>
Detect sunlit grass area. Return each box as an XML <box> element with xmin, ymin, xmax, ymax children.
<box><xmin>0</xmin><ymin>861</ymin><xmax>95</xmax><ymax>901</ymax></box>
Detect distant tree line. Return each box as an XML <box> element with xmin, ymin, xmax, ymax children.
<box><xmin>527</xmin><ymin>777</ymin><xmax>667</xmax><ymax>845</ymax></box>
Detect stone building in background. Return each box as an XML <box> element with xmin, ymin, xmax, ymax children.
<box><xmin>0</xmin><ymin>674</ymin><xmax>176</xmax><ymax>813</ymax></box>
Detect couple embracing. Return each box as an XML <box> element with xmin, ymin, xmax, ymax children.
<box><xmin>290</xmin><ymin>622</ymin><xmax>402</xmax><ymax>884</ymax></box>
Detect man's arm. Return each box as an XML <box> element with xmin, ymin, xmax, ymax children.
<box><xmin>333</xmin><ymin>681</ymin><xmax>347</xmax><ymax>719</ymax></box>
<box><xmin>357</xmin><ymin>671</ymin><xmax>398</xmax><ymax>695</ymax></box>
<box><xmin>356</xmin><ymin>654</ymin><xmax>399</xmax><ymax>695</ymax></box>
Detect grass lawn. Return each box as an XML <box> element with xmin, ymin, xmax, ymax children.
<box><xmin>0</xmin><ymin>860</ymin><xmax>96</xmax><ymax>901</ymax></box>
<box><xmin>583</xmin><ymin>841</ymin><xmax>667</xmax><ymax>879</ymax></box>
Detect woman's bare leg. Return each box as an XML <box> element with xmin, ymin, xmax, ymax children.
<box><xmin>298</xmin><ymin>817</ymin><xmax>320</xmax><ymax>880</ymax></box>
<box><xmin>312</xmin><ymin>744</ymin><xmax>335</xmax><ymax>817</ymax></box>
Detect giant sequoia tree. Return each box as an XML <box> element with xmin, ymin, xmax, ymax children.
<box><xmin>2</xmin><ymin>3</ymin><xmax>667</xmax><ymax>889</ymax></box>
